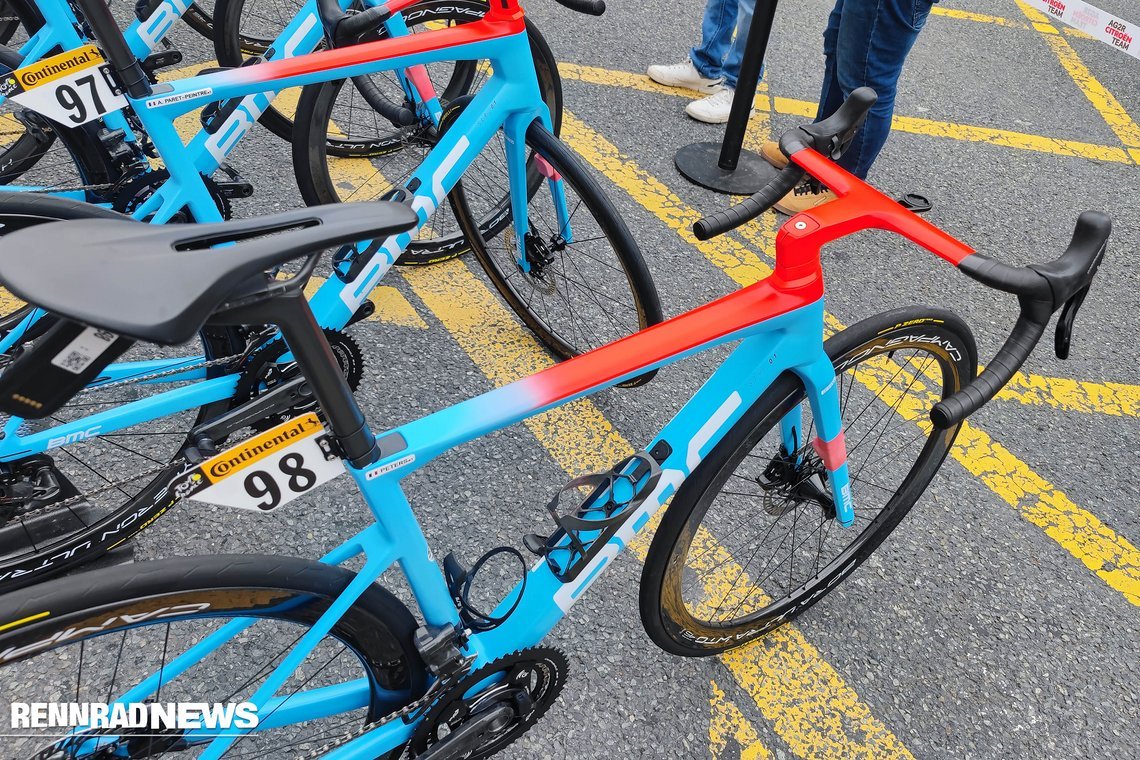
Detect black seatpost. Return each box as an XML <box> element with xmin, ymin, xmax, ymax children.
<box><xmin>71</xmin><ymin>0</ymin><xmax>152</xmax><ymax>98</ymax></box>
<box><xmin>215</xmin><ymin>291</ymin><xmax>379</xmax><ymax>468</ymax></box>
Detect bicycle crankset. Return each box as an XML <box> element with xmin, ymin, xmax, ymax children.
<box><xmin>407</xmin><ymin>647</ymin><xmax>568</xmax><ymax>760</ymax></box>
<box><xmin>234</xmin><ymin>329</ymin><xmax>364</xmax><ymax>432</ymax></box>
<box><xmin>111</xmin><ymin>168</ymin><xmax>232</xmax><ymax>221</ymax></box>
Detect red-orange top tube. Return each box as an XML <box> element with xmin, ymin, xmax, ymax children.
<box><xmin>776</xmin><ymin>149</ymin><xmax>976</xmax><ymax>284</ymax></box>
<box><xmin>242</xmin><ymin>0</ymin><xmax>525</xmax><ymax>83</ymax></box>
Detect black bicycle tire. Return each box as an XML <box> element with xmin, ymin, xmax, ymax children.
<box><xmin>0</xmin><ymin>44</ymin><xmax>117</xmax><ymax>189</ymax></box>
<box><xmin>454</xmin><ymin>121</ymin><xmax>663</xmax><ymax>376</ymax></box>
<box><xmin>639</xmin><ymin>307</ymin><xmax>978</xmax><ymax>656</ymax></box>
<box><xmin>182</xmin><ymin>1</ymin><xmax>219</xmax><ymax>40</ymax></box>
<box><xmin>0</xmin><ymin>554</ymin><xmax>427</xmax><ymax>749</ymax></box>
<box><xmin>0</xmin><ymin>0</ymin><xmax>41</xmax><ymax>45</ymax></box>
<box><xmin>0</xmin><ymin>196</ymin><xmax>244</xmax><ymax>592</ymax></box>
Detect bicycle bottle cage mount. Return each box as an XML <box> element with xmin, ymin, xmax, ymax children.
<box><xmin>523</xmin><ymin>452</ymin><xmax>662</xmax><ymax>583</ymax></box>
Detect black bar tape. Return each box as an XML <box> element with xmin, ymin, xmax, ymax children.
<box><xmin>930</xmin><ymin>314</ymin><xmax>1046</xmax><ymax>428</ymax></box>
<box><xmin>552</xmin><ymin>0</ymin><xmax>606</xmax><ymax>15</ymax></box>
<box><xmin>693</xmin><ymin>167</ymin><xmax>804</xmax><ymax>241</ymax></box>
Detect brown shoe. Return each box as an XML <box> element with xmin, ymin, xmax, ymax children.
<box><xmin>774</xmin><ymin>182</ymin><xmax>837</xmax><ymax>215</ymax></box>
<box><xmin>761</xmin><ymin>140</ymin><xmax>789</xmax><ymax>169</ymax></box>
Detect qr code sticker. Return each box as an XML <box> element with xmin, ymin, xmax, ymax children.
<box><xmin>58</xmin><ymin>350</ymin><xmax>92</xmax><ymax>372</ymax></box>
<box><xmin>50</xmin><ymin>326</ymin><xmax>118</xmax><ymax>375</ymax></box>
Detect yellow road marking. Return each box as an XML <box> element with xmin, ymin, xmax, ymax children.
<box><xmin>709</xmin><ymin>681</ymin><xmax>771</xmax><ymax>760</ymax></box>
<box><xmin>1016</xmin><ymin>1</ymin><xmax>1140</xmax><ymax>164</ymax></box>
<box><xmin>929</xmin><ymin>6</ymin><xmax>1092</xmax><ymax>38</ymax></box>
<box><xmin>997</xmin><ymin>371</ymin><xmax>1140</xmax><ymax>418</ymax></box>
<box><xmin>931</xmin><ymin>6</ymin><xmax>1026</xmax><ymax>28</ymax></box>
<box><xmin>401</xmin><ymin>257</ymin><xmax>914</xmax><ymax>757</ymax></box>
<box><xmin>563</xmin><ymin>114</ymin><xmax>1140</xmax><ymax>607</ymax></box>
<box><xmin>558</xmin><ymin>62</ymin><xmax>1132</xmax><ymax>165</ymax></box>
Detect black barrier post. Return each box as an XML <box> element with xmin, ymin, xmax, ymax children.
<box><xmin>675</xmin><ymin>0</ymin><xmax>780</xmax><ymax>195</ymax></box>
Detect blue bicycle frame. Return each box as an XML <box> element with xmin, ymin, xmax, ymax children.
<box><xmin>0</xmin><ymin>8</ymin><xmax>569</xmax><ymax>469</ymax></box>
<box><xmin>53</xmin><ymin>242</ymin><xmax>851</xmax><ymax>757</ymax></box>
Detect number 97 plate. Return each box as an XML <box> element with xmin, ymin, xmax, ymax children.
<box><xmin>175</xmin><ymin>413</ymin><xmax>345</xmax><ymax>512</ymax></box>
<box><xmin>0</xmin><ymin>45</ymin><xmax>128</xmax><ymax>126</ymax></box>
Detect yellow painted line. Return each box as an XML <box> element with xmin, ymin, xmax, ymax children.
<box><xmin>931</xmin><ymin>6</ymin><xmax>1025</xmax><ymax>27</ymax></box>
<box><xmin>996</xmin><ymin>371</ymin><xmax>1140</xmax><ymax>418</ymax></box>
<box><xmin>558</xmin><ymin>62</ymin><xmax>1132</xmax><ymax>165</ymax></box>
<box><xmin>0</xmin><ymin>610</ymin><xmax>49</xmax><ymax>632</ymax></box>
<box><xmin>929</xmin><ymin>7</ymin><xmax>1094</xmax><ymax>38</ymax></box>
<box><xmin>709</xmin><ymin>680</ymin><xmax>771</xmax><ymax>760</ymax></box>
<box><xmin>561</xmin><ymin>111</ymin><xmax>771</xmax><ymax>286</ymax></box>
<box><xmin>401</xmin><ymin>257</ymin><xmax>914</xmax><ymax>757</ymax></box>
<box><xmin>1016</xmin><ymin>1</ymin><xmax>1140</xmax><ymax>164</ymax></box>
<box><xmin>564</xmin><ymin>115</ymin><xmax>1140</xmax><ymax>607</ymax></box>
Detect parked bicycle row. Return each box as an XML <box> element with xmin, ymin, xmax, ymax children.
<box><xmin>0</xmin><ymin>0</ymin><xmax>1115</xmax><ymax>757</ymax></box>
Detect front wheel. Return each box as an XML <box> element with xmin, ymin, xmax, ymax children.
<box><xmin>640</xmin><ymin>308</ymin><xmax>978</xmax><ymax>656</ymax></box>
<box><xmin>0</xmin><ymin>555</ymin><xmax>428</xmax><ymax>757</ymax></box>
<box><xmin>454</xmin><ymin>123</ymin><xmax>663</xmax><ymax>372</ymax></box>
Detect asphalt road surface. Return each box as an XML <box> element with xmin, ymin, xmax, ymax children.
<box><xmin>8</xmin><ymin>0</ymin><xmax>1140</xmax><ymax>757</ymax></box>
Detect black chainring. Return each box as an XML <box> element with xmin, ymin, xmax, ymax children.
<box><xmin>409</xmin><ymin>647</ymin><xmax>568</xmax><ymax>759</ymax></box>
<box><xmin>111</xmin><ymin>168</ymin><xmax>232</xmax><ymax>221</ymax></box>
<box><xmin>234</xmin><ymin>329</ymin><xmax>365</xmax><ymax>432</ymax></box>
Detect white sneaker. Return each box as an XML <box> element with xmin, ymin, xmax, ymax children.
<box><xmin>684</xmin><ymin>88</ymin><xmax>753</xmax><ymax>124</ymax></box>
<box><xmin>647</xmin><ymin>60</ymin><xmax>724</xmax><ymax>94</ymax></box>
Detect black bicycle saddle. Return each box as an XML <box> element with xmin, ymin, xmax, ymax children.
<box><xmin>0</xmin><ymin>202</ymin><xmax>418</xmax><ymax>344</ymax></box>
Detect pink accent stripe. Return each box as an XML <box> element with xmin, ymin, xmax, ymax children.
<box><xmin>812</xmin><ymin>432</ymin><xmax>847</xmax><ymax>471</ymax></box>
<box><xmin>405</xmin><ymin>64</ymin><xmax>438</xmax><ymax>102</ymax></box>
<box><xmin>535</xmin><ymin>155</ymin><xmax>561</xmax><ymax>181</ymax></box>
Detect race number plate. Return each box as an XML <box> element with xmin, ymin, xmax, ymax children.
<box><xmin>1</xmin><ymin>45</ymin><xmax>128</xmax><ymax>126</ymax></box>
<box><xmin>176</xmin><ymin>413</ymin><xmax>345</xmax><ymax>512</ymax></box>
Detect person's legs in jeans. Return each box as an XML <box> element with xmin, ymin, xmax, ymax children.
<box><xmin>816</xmin><ymin>0</ymin><xmax>934</xmax><ymax>178</ymax></box>
<box><xmin>719</xmin><ymin>0</ymin><xmax>757</xmax><ymax>89</ymax></box>
<box><xmin>691</xmin><ymin>0</ymin><xmax>741</xmax><ymax>83</ymax></box>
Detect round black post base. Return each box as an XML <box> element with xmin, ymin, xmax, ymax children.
<box><xmin>674</xmin><ymin>142</ymin><xmax>780</xmax><ymax>195</ymax></box>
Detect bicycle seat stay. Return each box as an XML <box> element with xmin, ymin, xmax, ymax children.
<box><xmin>0</xmin><ymin>203</ymin><xmax>417</xmax><ymax>345</ymax></box>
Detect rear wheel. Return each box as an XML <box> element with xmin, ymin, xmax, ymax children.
<box><xmin>0</xmin><ymin>555</ymin><xmax>427</xmax><ymax>757</ymax></box>
<box><xmin>640</xmin><ymin>308</ymin><xmax>978</xmax><ymax>655</ymax></box>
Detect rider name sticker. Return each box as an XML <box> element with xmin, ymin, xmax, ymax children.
<box><xmin>176</xmin><ymin>413</ymin><xmax>345</xmax><ymax>512</ymax></box>
<box><xmin>1</xmin><ymin>45</ymin><xmax>128</xmax><ymax>126</ymax></box>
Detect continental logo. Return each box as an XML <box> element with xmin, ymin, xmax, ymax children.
<box><xmin>14</xmin><ymin>45</ymin><xmax>103</xmax><ymax>91</ymax></box>
<box><xmin>204</xmin><ymin>413</ymin><xmax>323</xmax><ymax>482</ymax></box>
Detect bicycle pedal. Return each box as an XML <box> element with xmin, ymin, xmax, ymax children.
<box><xmin>346</xmin><ymin>300</ymin><xmax>375</xmax><ymax>326</ymax></box>
<box><xmin>141</xmin><ymin>49</ymin><xmax>183</xmax><ymax>81</ymax></box>
<box><xmin>214</xmin><ymin>179</ymin><xmax>254</xmax><ymax>199</ymax></box>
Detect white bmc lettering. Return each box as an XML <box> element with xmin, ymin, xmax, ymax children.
<box><xmin>138</xmin><ymin>0</ymin><xmax>193</xmax><ymax>51</ymax></box>
<box><xmin>48</xmin><ymin>426</ymin><xmax>101</xmax><ymax>449</ymax></box>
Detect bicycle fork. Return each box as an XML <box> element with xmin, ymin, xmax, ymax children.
<box><xmin>781</xmin><ymin>353</ymin><xmax>855</xmax><ymax>527</ymax></box>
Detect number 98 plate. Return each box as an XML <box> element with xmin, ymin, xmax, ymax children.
<box><xmin>175</xmin><ymin>413</ymin><xmax>345</xmax><ymax>512</ymax></box>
